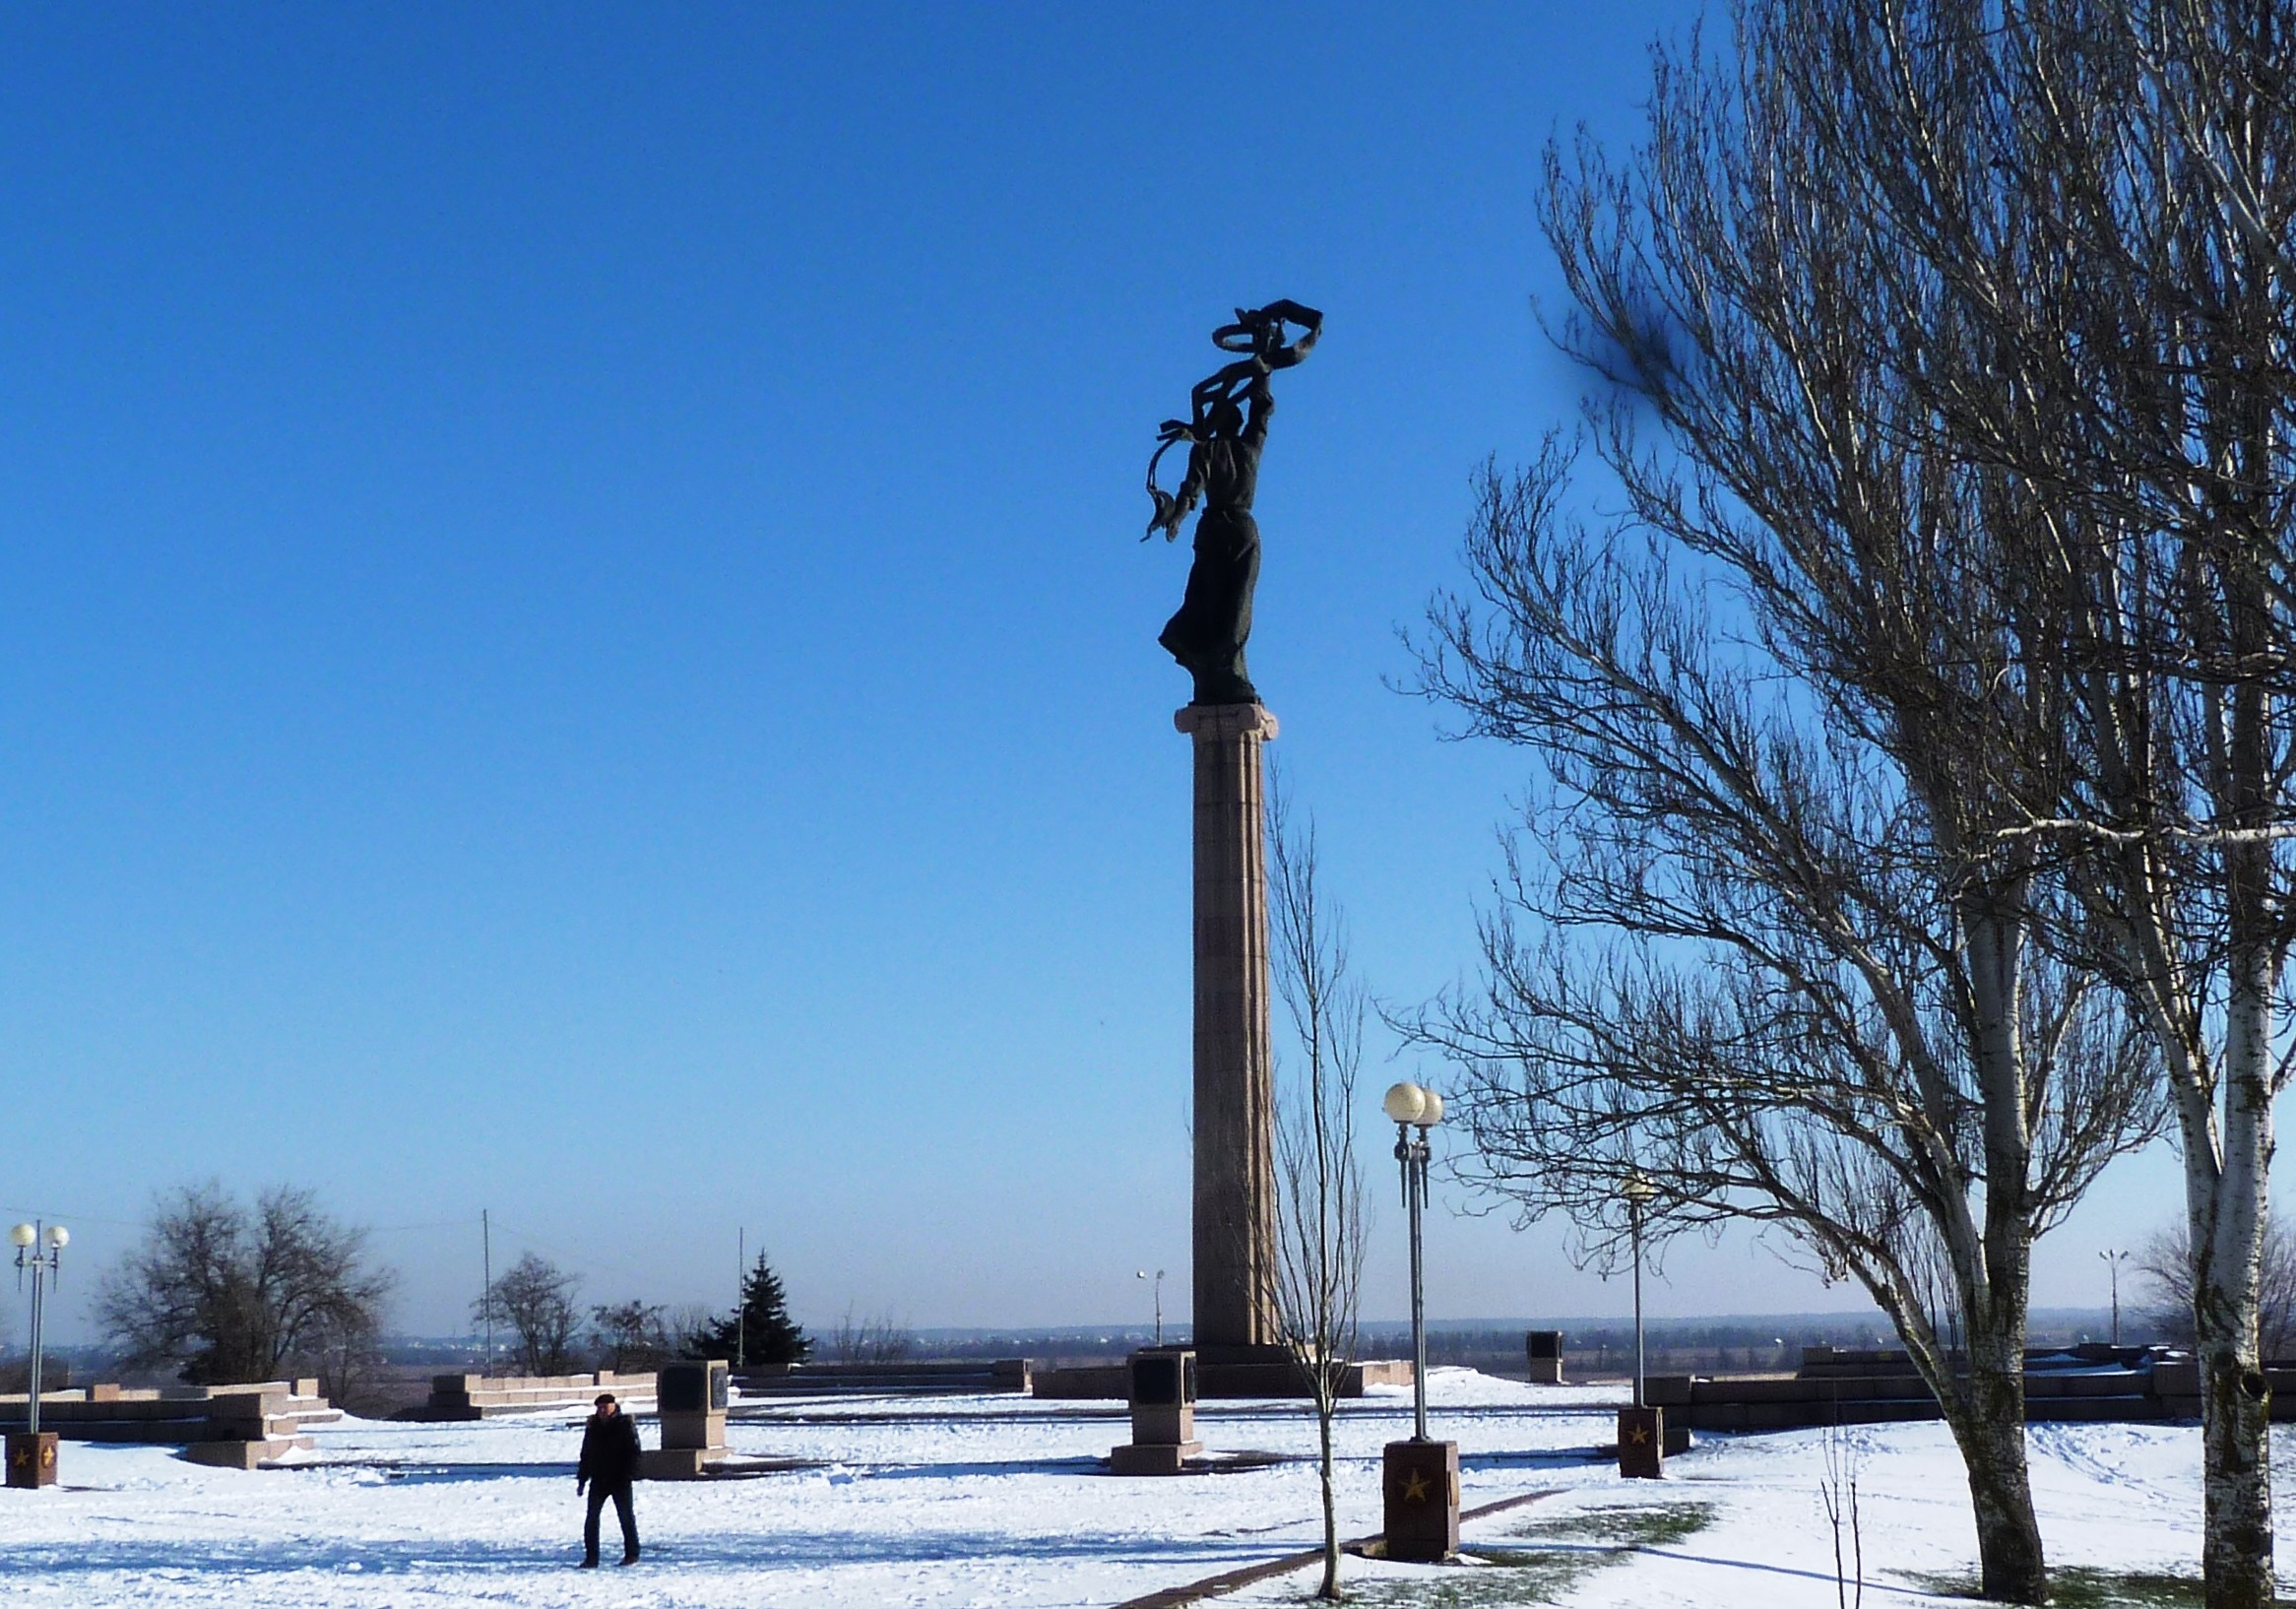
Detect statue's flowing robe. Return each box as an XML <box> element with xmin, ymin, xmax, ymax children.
<box><xmin>1158</xmin><ymin>396</ymin><xmax>1269</xmax><ymax>706</ymax></box>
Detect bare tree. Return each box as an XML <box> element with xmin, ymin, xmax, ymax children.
<box><xmin>1264</xmin><ymin>778</ymin><xmax>1370</xmax><ymax>1601</ymax></box>
<box><xmin>590</xmin><ymin>1300</ymin><xmax>675</xmax><ymax>1372</ymax></box>
<box><xmin>96</xmin><ymin>1182</ymin><xmax>398</xmax><ymax>1388</ymax></box>
<box><xmin>2138</xmin><ymin>1218</ymin><xmax>2296</xmax><ymax>1363</ymax></box>
<box><xmin>305</xmin><ymin>1305</ymin><xmax>390</xmax><ymax>1413</ymax></box>
<box><xmin>1403</xmin><ymin>9</ymin><xmax>2170</xmax><ymax>1594</ymax></box>
<box><xmin>1781</xmin><ymin>7</ymin><xmax>2296</xmax><ymax>1601</ymax></box>
<box><xmin>478</xmin><ymin>1252</ymin><xmax>581</xmax><ymax>1377</ymax></box>
<box><xmin>828</xmin><ymin>1308</ymin><xmax>914</xmax><ymax>1365</ymax></box>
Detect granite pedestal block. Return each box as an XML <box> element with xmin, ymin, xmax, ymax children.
<box><xmin>1110</xmin><ymin>1440</ymin><xmax>1202</xmax><ymax>1475</ymax></box>
<box><xmin>1113</xmin><ymin>1347</ymin><xmax>1201</xmax><ymax>1475</ymax></box>
<box><xmin>6</xmin><ymin>1431</ymin><xmax>57</xmax><ymax>1488</ymax></box>
<box><xmin>1381</xmin><ymin>1439</ymin><xmax>1459</xmax><ymax>1561</ymax></box>
<box><xmin>1618</xmin><ymin>1405</ymin><xmax>1665</xmax><ymax>1478</ymax></box>
<box><xmin>649</xmin><ymin>1360</ymin><xmax>732</xmax><ymax>1477</ymax></box>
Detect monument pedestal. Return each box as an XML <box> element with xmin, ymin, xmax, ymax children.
<box><xmin>6</xmin><ymin>1431</ymin><xmax>57</xmax><ymax>1489</ymax></box>
<box><xmin>1177</xmin><ymin>702</ymin><xmax>1279</xmax><ymax>1353</ymax></box>
<box><xmin>1110</xmin><ymin>1439</ymin><xmax>1202</xmax><ymax>1475</ymax></box>
<box><xmin>1381</xmin><ymin>1439</ymin><xmax>1459</xmax><ymax>1562</ymax></box>
<box><xmin>1112</xmin><ymin>1347</ymin><xmax>1201</xmax><ymax>1476</ymax></box>
<box><xmin>642</xmin><ymin>1360</ymin><xmax>732</xmax><ymax>1481</ymax></box>
<box><xmin>1617</xmin><ymin>1405</ymin><xmax>1665</xmax><ymax>1478</ymax></box>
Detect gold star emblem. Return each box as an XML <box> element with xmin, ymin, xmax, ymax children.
<box><xmin>1628</xmin><ymin>1424</ymin><xmax>1650</xmax><ymax>1445</ymax></box>
<box><xmin>1401</xmin><ymin>1468</ymin><xmax>1432</xmax><ymax>1504</ymax></box>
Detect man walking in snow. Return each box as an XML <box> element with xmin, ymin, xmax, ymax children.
<box><xmin>575</xmin><ymin>1391</ymin><xmax>642</xmax><ymax>1567</ymax></box>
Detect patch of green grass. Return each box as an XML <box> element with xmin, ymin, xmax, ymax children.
<box><xmin>1499</xmin><ymin>1502</ymin><xmax>1716</xmax><ymax>1549</ymax></box>
<box><xmin>1898</xmin><ymin>1565</ymin><xmax>2296</xmax><ymax>1607</ymax></box>
<box><xmin>1310</xmin><ymin>1502</ymin><xmax>1718</xmax><ymax>1606</ymax></box>
<box><xmin>1335</xmin><ymin>1560</ymin><xmax>1598</xmax><ymax>1608</ymax></box>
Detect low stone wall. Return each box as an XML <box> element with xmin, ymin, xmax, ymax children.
<box><xmin>1031</xmin><ymin>1365</ymin><xmax>1128</xmax><ymax>1401</ymax></box>
<box><xmin>0</xmin><ymin>1380</ymin><xmax>340</xmax><ymax>1467</ymax></box>
<box><xmin>1651</xmin><ymin>1347</ymin><xmax>2296</xmax><ymax>1432</ymax></box>
<box><xmin>734</xmin><ymin>1360</ymin><xmax>1032</xmax><ymax>1396</ymax></box>
<box><xmin>418</xmin><ymin>1370</ymin><xmax>657</xmax><ymax>1420</ymax></box>
<box><xmin>1032</xmin><ymin>1357</ymin><xmax>1413</xmax><ymax>1401</ymax></box>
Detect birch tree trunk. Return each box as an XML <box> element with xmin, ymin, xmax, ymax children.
<box><xmin>2194</xmin><ymin>958</ymin><xmax>2274</xmax><ymax>1608</ymax></box>
<box><xmin>1947</xmin><ymin>1343</ymin><xmax>2044</xmax><ymax>1604</ymax></box>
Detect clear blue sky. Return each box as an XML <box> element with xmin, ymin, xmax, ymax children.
<box><xmin>0</xmin><ymin>2</ymin><xmax>2208</xmax><ymax>1343</ymax></box>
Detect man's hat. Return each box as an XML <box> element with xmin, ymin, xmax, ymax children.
<box><xmin>595</xmin><ymin>1392</ymin><xmax>616</xmax><ymax>1406</ymax></box>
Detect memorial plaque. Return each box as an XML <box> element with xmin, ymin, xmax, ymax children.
<box><xmin>1133</xmin><ymin>1355</ymin><xmax>1180</xmax><ymax>1407</ymax></box>
<box><xmin>659</xmin><ymin>1364</ymin><xmax>707</xmax><ymax>1414</ymax></box>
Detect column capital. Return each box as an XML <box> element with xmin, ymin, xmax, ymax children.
<box><xmin>1174</xmin><ymin>702</ymin><xmax>1279</xmax><ymax>741</ymax></box>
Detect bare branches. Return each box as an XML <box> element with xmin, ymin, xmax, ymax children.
<box><xmin>479</xmin><ymin>1252</ymin><xmax>581</xmax><ymax>1377</ymax></box>
<box><xmin>1265</xmin><ymin>777</ymin><xmax>1369</xmax><ymax>1603</ymax></box>
<box><xmin>829</xmin><ymin>1309</ymin><xmax>915</xmax><ymax>1366</ymax></box>
<box><xmin>96</xmin><ymin>1183</ymin><xmax>398</xmax><ymax>1387</ymax></box>
<box><xmin>1401</xmin><ymin>8</ymin><xmax>2245</xmax><ymax>1596</ymax></box>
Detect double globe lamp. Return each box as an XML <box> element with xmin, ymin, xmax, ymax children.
<box><xmin>1380</xmin><ymin>1080</ymin><xmax>1459</xmax><ymax>1563</ymax></box>
<box><xmin>1382</xmin><ymin>1080</ymin><xmax>1443</xmax><ymax>1443</ymax></box>
<box><xmin>9</xmin><ymin>1221</ymin><xmax>67</xmax><ymax>1488</ymax></box>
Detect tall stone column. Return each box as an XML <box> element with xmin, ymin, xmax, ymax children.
<box><xmin>1176</xmin><ymin>701</ymin><xmax>1279</xmax><ymax>1354</ymax></box>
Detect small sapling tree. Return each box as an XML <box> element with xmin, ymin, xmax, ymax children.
<box><xmin>1265</xmin><ymin>779</ymin><xmax>1370</xmax><ymax>1602</ymax></box>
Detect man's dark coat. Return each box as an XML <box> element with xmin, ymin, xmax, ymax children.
<box><xmin>578</xmin><ymin>1409</ymin><xmax>642</xmax><ymax>1488</ymax></box>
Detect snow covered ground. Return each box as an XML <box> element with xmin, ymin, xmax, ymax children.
<box><xmin>0</xmin><ymin>1369</ymin><xmax>2282</xmax><ymax>1607</ymax></box>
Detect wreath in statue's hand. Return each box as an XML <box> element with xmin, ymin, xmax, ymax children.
<box><xmin>1143</xmin><ymin>419</ymin><xmax>1199</xmax><ymax>541</ymax></box>
<box><xmin>1211</xmin><ymin>300</ymin><xmax>1321</xmax><ymax>370</ymax></box>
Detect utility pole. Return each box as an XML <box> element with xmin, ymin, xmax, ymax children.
<box><xmin>736</xmin><ymin>1227</ymin><xmax>746</xmax><ymax>1371</ymax></box>
<box><xmin>481</xmin><ymin>1209</ymin><xmax>493</xmax><ymax>1372</ymax></box>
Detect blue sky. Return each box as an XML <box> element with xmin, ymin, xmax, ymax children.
<box><xmin>0</xmin><ymin>2</ymin><xmax>2210</xmax><ymax>1343</ymax></box>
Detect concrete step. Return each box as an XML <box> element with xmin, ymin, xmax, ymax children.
<box><xmin>183</xmin><ymin>1436</ymin><xmax>313</xmax><ymax>1470</ymax></box>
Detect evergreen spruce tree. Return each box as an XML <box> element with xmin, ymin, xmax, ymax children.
<box><xmin>688</xmin><ymin>1252</ymin><xmax>808</xmax><ymax>1366</ymax></box>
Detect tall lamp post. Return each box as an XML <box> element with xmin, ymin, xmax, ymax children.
<box><xmin>8</xmin><ymin>1221</ymin><xmax>67</xmax><ymax>1490</ymax></box>
<box><xmin>1617</xmin><ymin>1175</ymin><xmax>1664</xmax><ymax>1478</ymax></box>
<box><xmin>1380</xmin><ymin>1081</ymin><xmax>1458</xmax><ymax>1561</ymax></box>
<box><xmin>1136</xmin><ymin>1269</ymin><xmax>1166</xmax><ymax>1346</ymax></box>
<box><xmin>1623</xmin><ymin>1172</ymin><xmax>1654</xmax><ymax>1408</ymax></box>
<box><xmin>2100</xmin><ymin>1249</ymin><xmax>2132</xmax><ymax>1347</ymax></box>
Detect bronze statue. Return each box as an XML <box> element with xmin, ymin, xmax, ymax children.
<box><xmin>1146</xmin><ymin>300</ymin><xmax>1321</xmax><ymax>706</ymax></box>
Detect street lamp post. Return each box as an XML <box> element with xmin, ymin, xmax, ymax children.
<box><xmin>1386</xmin><ymin>1081</ymin><xmax>1442</xmax><ymax>1443</ymax></box>
<box><xmin>8</xmin><ymin>1221</ymin><xmax>67</xmax><ymax>1490</ymax></box>
<box><xmin>1617</xmin><ymin>1176</ymin><xmax>1664</xmax><ymax>1479</ymax></box>
<box><xmin>2100</xmin><ymin>1249</ymin><xmax>2132</xmax><ymax>1348</ymax></box>
<box><xmin>1136</xmin><ymin>1268</ymin><xmax>1165</xmax><ymax>1346</ymax></box>
<box><xmin>1623</xmin><ymin>1173</ymin><xmax>1654</xmax><ymax>1409</ymax></box>
<box><xmin>1380</xmin><ymin>1081</ymin><xmax>1458</xmax><ymax>1562</ymax></box>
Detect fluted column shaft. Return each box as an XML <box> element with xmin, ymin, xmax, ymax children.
<box><xmin>1175</xmin><ymin>701</ymin><xmax>1278</xmax><ymax>1351</ymax></box>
